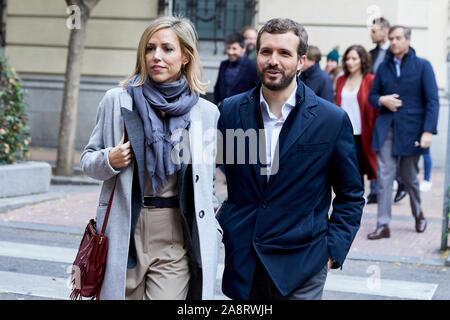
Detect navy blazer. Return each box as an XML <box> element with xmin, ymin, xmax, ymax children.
<box><xmin>217</xmin><ymin>80</ymin><xmax>364</xmax><ymax>299</ymax></box>
<box><xmin>214</xmin><ymin>54</ymin><xmax>259</xmax><ymax>105</ymax></box>
<box><xmin>369</xmin><ymin>48</ymin><xmax>439</xmax><ymax>156</ymax></box>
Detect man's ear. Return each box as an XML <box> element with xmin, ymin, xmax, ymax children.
<box><xmin>297</xmin><ymin>55</ymin><xmax>307</xmax><ymax>74</ymax></box>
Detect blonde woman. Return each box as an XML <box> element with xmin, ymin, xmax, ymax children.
<box><xmin>81</xmin><ymin>16</ymin><xmax>221</xmax><ymax>300</ymax></box>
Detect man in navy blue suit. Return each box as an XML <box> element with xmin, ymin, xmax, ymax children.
<box><xmin>367</xmin><ymin>25</ymin><xmax>439</xmax><ymax>240</ymax></box>
<box><xmin>214</xmin><ymin>32</ymin><xmax>259</xmax><ymax>106</ymax></box>
<box><xmin>217</xmin><ymin>18</ymin><xmax>364</xmax><ymax>300</ymax></box>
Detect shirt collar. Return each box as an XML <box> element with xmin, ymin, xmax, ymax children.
<box><xmin>260</xmin><ymin>85</ymin><xmax>297</xmax><ymax>121</ymax></box>
<box><xmin>393</xmin><ymin>56</ymin><xmax>401</xmax><ymax>65</ymax></box>
<box><xmin>381</xmin><ymin>40</ymin><xmax>390</xmax><ymax>51</ymax></box>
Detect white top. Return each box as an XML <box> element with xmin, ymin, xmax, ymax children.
<box><xmin>341</xmin><ymin>86</ymin><xmax>362</xmax><ymax>135</ymax></box>
<box><xmin>260</xmin><ymin>86</ymin><xmax>296</xmax><ymax>179</ymax></box>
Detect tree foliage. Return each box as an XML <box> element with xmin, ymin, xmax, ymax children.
<box><xmin>0</xmin><ymin>57</ymin><xmax>30</xmax><ymax>165</ymax></box>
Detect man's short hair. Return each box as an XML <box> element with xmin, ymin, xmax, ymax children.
<box><xmin>224</xmin><ymin>32</ymin><xmax>246</xmax><ymax>48</ymax></box>
<box><xmin>372</xmin><ymin>17</ymin><xmax>390</xmax><ymax>30</ymax></box>
<box><xmin>389</xmin><ymin>25</ymin><xmax>412</xmax><ymax>40</ymax></box>
<box><xmin>306</xmin><ymin>45</ymin><xmax>321</xmax><ymax>63</ymax></box>
<box><xmin>256</xmin><ymin>18</ymin><xmax>308</xmax><ymax>57</ymax></box>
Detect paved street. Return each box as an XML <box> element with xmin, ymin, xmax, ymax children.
<box><xmin>0</xmin><ymin>224</ymin><xmax>448</xmax><ymax>300</ymax></box>
<box><xmin>0</xmin><ymin>147</ymin><xmax>448</xmax><ymax>300</ymax></box>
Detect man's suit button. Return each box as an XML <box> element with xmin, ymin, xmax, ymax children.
<box><xmin>199</xmin><ymin>210</ymin><xmax>205</xmax><ymax>218</ymax></box>
<box><xmin>261</xmin><ymin>203</ymin><xmax>267</xmax><ymax>209</ymax></box>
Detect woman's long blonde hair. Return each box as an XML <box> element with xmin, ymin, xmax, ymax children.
<box><xmin>120</xmin><ymin>16</ymin><xmax>209</xmax><ymax>94</ymax></box>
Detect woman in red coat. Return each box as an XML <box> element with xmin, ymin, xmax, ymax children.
<box><xmin>335</xmin><ymin>45</ymin><xmax>378</xmax><ymax>184</ymax></box>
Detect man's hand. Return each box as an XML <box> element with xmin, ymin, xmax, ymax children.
<box><xmin>379</xmin><ymin>94</ymin><xmax>403</xmax><ymax>112</ymax></box>
<box><xmin>420</xmin><ymin>131</ymin><xmax>433</xmax><ymax>149</ymax></box>
<box><xmin>108</xmin><ymin>133</ymin><xmax>133</xmax><ymax>169</ymax></box>
<box><xmin>327</xmin><ymin>257</ymin><xmax>334</xmax><ymax>271</ymax></box>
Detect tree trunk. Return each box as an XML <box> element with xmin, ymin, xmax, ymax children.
<box><xmin>55</xmin><ymin>0</ymin><xmax>100</xmax><ymax>176</ymax></box>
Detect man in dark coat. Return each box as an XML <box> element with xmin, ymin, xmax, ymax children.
<box><xmin>367</xmin><ymin>16</ymin><xmax>407</xmax><ymax>205</ymax></box>
<box><xmin>217</xmin><ymin>18</ymin><xmax>364</xmax><ymax>300</ymax></box>
<box><xmin>367</xmin><ymin>25</ymin><xmax>439</xmax><ymax>240</ymax></box>
<box><xmin>214</xmin><ymin>32</ymin><xmax>259</xmax><ymax>106</ymax></box>
<box><xmin>300</xmin><ymin>45</ymin><xmax>334</xmax><ymax>102</ymax></box>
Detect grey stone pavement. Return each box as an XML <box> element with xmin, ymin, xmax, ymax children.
<box><xmin>1</xmin><ymin>147</ymin><xmax>449</xmax><ymax>267</ymax></box>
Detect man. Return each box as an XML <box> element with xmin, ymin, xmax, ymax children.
<box><xmin>214</xmin><ymin>32</ymin><xmax>259</xmax><ymax>106</ymax></box>
<box><xmin>217</xmin><ymin>18</ymin><xmax>364</xmax><ymax>300</ymax></box>
<box><xmin>367</xmin><ymin>17</ymin><xmax>407</xmax><ymax>204</ymax></box>
<box><xmin>243</xmin><ymin>26</ymin><xmax>258</xmax><ymax>61</ymax></box>
<box><xmin>300</xmin><ymin>45</ymin><xmax>334</xmax><ymax>102</ymax></box>
<box><xmin>367</xmin><ymin>25</ymin><xmax>439</xmax><ymax>240</ymax></box>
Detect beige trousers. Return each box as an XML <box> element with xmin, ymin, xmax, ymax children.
<box><xmin>125</xmin><ymin>207</ymin><xmax>190</xmax><ymax>300</ymax></box>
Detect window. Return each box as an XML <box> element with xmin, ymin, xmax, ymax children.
<box><xmin>169</xmin><ymin>0</ymin><xmax>257</xmax><ymax>42</ymax></box>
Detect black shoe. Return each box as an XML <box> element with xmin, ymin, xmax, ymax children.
<box><xmin>366</xmin><ymin>194</ymin><xmax>377</xmax><ymax>204</ymax></box>
<box><xmin>367</xmin><ymin>225</ymin><xmax>390</xmax><ymax>240</ymax></box>
<box><xmin>415</xmin><ymin>211</ymin><xmax>427</xmax><ymax>233</ymax></box>
<box><xmin>394</xmin><ymin>184</ymin><xmax>407</xmax><ymax>203</ymax></box>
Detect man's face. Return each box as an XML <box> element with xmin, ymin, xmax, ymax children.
<box><xmin>243</xmin><ymin>29</ymin><xmax>257</xmax><ymax>51</ymax></box>
<box><xmin>226</xmin><ymin>42</ymin><xmax>246</xmax><ymax>62</ymax></box>
<box><xmin>370</xmin><ymin>25</ymin><xmax>387</xmax><ymax>44</ymax></box>
<box><xmin>257</xmin><ymin>31</ymin><xmax>305</xmax><ymax>91</ymax></box>
<box><xmin>388</xmin><ymin>27</ymin><xmax>410</xmax><ymax>57</ymax></box>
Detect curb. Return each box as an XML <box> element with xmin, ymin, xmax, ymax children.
<box><xmin>0</xmin><ymin>191</ymin><xmax>69</xmax><ymax>213</ymax></box>
<box><xmin>346</xmin><ymin>252</ymin><xmax>447</xmax><ymax>267</ymax></box>
<box><xmin>0</xmin><ymin>220</ymin><xmax>84</xmax><ymax>235</ymax></box>
<box><xmin>51</xmin><ymin>176</ymin><xmax>101</xmax><ymax>186</ymax></box>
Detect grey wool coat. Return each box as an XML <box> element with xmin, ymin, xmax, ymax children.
<box><xmin>80</xmin><ymin>87</ymin><xmax>222</xmax><ymax>300</ymax></box>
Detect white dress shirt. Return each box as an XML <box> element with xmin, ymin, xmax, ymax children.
<box><xmin>341</xmin><ymin>86</ymin><xmax>362</xmax><ymax>135</ymax></box>
<box><xmin>260</xmin><ymin>86</ymin><xmax>296</xmax><ymax>179</ymax></box>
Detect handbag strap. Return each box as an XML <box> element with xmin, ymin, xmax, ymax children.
<box><xmin>100</xmin><ymin>126</ymin><xmax>129</xmax><ymax>237</ymax></box>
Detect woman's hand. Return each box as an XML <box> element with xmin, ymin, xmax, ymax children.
<box><xmin>108</xmin><ymin>133</ymin><xmax>133</xmax><ymax>169</ymax></box>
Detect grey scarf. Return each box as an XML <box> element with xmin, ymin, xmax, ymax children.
<box><xmin>126</xmin><ymin>75</ymin><xmax>199</xmax><ymax>195</ymax></box>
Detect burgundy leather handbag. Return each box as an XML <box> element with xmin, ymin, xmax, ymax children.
<box><xmin>70</xmin><ymin>128</ymin><xmax>127</xmax><ymax>300</ymax></box>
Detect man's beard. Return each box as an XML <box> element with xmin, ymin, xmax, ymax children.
<box><xmin>257</xmin><ymin>66</ymin><xmax>297</xmax><ymax>91</ymax></box>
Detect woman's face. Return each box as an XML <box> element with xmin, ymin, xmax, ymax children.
<box><xmin>145</xmin><ymin>28</ymin><xmax>189</xmax><ymax>83</ymax></box>
<box><xmin>326</xmin><ymin>59</ymin><xmax>337</xmax><ymax>72</ymax></box>
<box><xmin>345</xmin><ymin>50</ymin><xmax>362</xmax><ymax>75</ymax></box>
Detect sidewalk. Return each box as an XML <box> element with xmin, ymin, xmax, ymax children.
<box><xmin>0</xmin><ymin>147</ymin><xmax>448</xmax><ymax>266</ymax></box>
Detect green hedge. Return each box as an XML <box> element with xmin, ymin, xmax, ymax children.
<box><xmin>0</xmin><ymin>57</ymin><xmax>31</xmax><ymax>165</ymax></box>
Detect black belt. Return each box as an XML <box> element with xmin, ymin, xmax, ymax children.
<box><xmin>143</xmin><ymin>196</ymin><xmax>179</xmax><ymax>208</ymax></box>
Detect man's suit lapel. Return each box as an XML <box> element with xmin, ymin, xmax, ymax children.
<box><xmin>278</xmin><ymin>83</ymin><xmax>318</xmax><ymax>161</ymax></box>
<box><xmin>265</xmin><ymin>82</ymin><xmax>318</xmax><ymax>189</ymax></box>
<box><xmin>239</xmin><ymin>89</ymin><xmax>265</xmax><ymax>193</ymax></box>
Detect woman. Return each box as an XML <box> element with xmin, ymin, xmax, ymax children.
<box><xmin>325</xmin><ymin>46</ymin><xmax>343</xmax><ymax>90</ymax></box>
<box><xmin>335</xmin><ymin>45</ymin><xmax>378</xmax><ymax>184</ymax></box>
<box><xmin>80</xmin><ymin>16</ymin><xmax>221</xmax><ymax>300</ymax></box>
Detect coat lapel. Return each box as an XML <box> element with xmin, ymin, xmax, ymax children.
<box><xmin>278</xmin><ymin>83</ymin><xmax>318</xmax><ymax>161</ymax></box>
<box><xmin>120</xmin><ymin>105</ymin><xmax>145</xmax><ymax>200</ymax></box>
<box><xmin>239</xmin><ymin>88</ymin><xmax>265</xmax><ymax>193</ymax></box>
